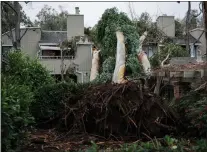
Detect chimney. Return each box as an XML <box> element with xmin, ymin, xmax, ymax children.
<box><xmin>157</xmin><ymin>16</ymin><xmax>175</xmax><ymax>37</ymax></box>
<box><xmin>75</xmin><ymin>7</ymin><xmax>80</xmax><ymax>14</ymax></box>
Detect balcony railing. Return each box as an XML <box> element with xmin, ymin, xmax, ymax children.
<box><xmin>39</xmin><ymin>56</ymin><xmax>74</xmax><ymax>60</ymax></box>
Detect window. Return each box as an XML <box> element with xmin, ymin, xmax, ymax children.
<box><xmin>2</xmin><ymin>46</ymin><xmax>12</xmax><ymax>57</ymax></box>
<box><xmin>148</xmin><ymin>46</ymin><xmax>153</xmax><ymax>58</ymax></box>
<box><xmin>190</xmin><ymin>44</ymin><xmax>196</xmax><ymax>57</ymax></box>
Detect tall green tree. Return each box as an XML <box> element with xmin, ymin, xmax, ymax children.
<box><xmin>95</xmin><ymin>7</ymin><xmax>139</xmax><ymax>61</ymax></box>
<box><xmin>135</xmin><ymin>12</ymin><xmax>152</xmax><ymax>36</ymax></box>
<box><xmin>183</xmin><ymin>9</ymin><xmax>201</xmax><ymax>30</ymax></box>
<box><xmin>34</xmin><ymin>5</ymin><xmax>69</xmax><ymax>31</ymax></box>
<box><xmin>175</xmin><ymin>19</ymin><xmax>185</xmax><ymax>37</ymax></box>
<box><xmin>1</xmin><ymin>2</ymin><xmax>33</xmax><ymax>33</ymax></box>
<box><xmin>1</xmin><ymin>2</ymin><xmax>33</xmax><ymax>49</ymax></box>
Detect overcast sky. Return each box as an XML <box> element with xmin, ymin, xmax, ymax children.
<box><xmin>20</xmin><ymin>1</ymin><xmax>201</xmax><ymax>27</ymax></box>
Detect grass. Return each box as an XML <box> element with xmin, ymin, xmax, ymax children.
<box><xmin>84</xmin><ymin>136</ymin><xmax>207</xmax><ymax>152</ymax></box>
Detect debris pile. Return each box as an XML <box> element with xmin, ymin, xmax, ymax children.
<box><xmin>153</xmin><ymin>62</ymin><xmax>207</xmax><ymax>72</ymax></box>
<box><xmin>52</xmin><ymin>82</ymin><xmax>178</xmax><ymax>139</ymax></box>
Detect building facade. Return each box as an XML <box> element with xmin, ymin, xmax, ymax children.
<box><xmin>143</xmin><ymin>15</ymin><xmax>201</xmax><ymax>58</ymax></box>
<box><xmin>2</xmin><ymin>7</ymin><xmax>93</xmax><ymax>83</ymax></box>
<box><xmin>190</xmin><ymin>28</ymin><xmax>206</xmax><ymax>56</ymax></box>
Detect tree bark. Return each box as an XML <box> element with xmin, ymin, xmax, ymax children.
<box><xmin>14</xmin><ymin>1</ymin><xmax>21</xmax><ymax>50</ymax></box>
<box><xmin>154</xmin><ymin>76</ymin><xmax>162</xmax><ymax>95</ymax></box>
<box><xmin>60</xmin><ymin>48</ymin><xmax>65</xmax><ymax>81</ymax></box>
<box><xmin>203</xmin><ymin>1</ymin><xmax>207</xmax><ymax>60</ymax></box>
<box><xmin>186</xmin><ymin>1</ymin><xmax>191</xmax><ymax>54</ymax></box>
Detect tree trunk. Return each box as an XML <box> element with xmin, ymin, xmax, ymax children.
<box><xmin>186</xmin><ymin>1</ymin><xmax>191</xmax><ymax>54</ymax></box>
<box><xmin>60</xmin><ymin>49</ymin><xmax>65</xmax><ymax>81</ymax></box>
<box><xmin>154</xmin><ymin>76</ymin><xmax>162</xmax><ymax>95</ymax></box>
<box><xmin>14</xmin><ymin>1</ymin><xmax>21</xmax><ymax>50</ymax></box>
<box><xmin>203</xmin><ymin>1</ymin><xmax>207</xmax><ymax>61</ymax></box>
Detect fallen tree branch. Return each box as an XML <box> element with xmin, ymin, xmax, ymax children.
<box><xmin>154</xmin><ymin>121</ymin><xmax>176</xmax><ymax>130</ymax></box>
<box><xmin>194</xmin><ymin>82</ymin><xmax>207</xmax><ymax>91</ymax></box>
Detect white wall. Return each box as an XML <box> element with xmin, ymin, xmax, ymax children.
<box><xmin>67</xmin><ymin>15</ymin><xmax>84</xmax><ymax>40</ymax></box>
<box><xmin>190</xmin><ymin>29</ymin><xmax>206</xmax><ymax>56</ymax></box>
<box><xmin>157</xmin><ymin>16</ymin><xmax>175</xmax><ymax>37</ymax></box>
<box><xmin>1</xmin><ymin>28</ymin><xmax>41</xmax><ymax>58</ymax></box>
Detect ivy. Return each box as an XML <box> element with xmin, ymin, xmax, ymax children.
<box><xmin>95</xmin><ymin>7</ymin><xmax>139</xmax><ymax>62</ymax></box>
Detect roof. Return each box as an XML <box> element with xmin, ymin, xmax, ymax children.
<box><xmin>173</xmin><ymin>34</ymin><xmax>201</xmax><ymax>45</ymax></box>
<box><xmin>39</xmin><ymin>46</ymin><xmax>61</xmax><ymax>50</ymax></box>
<box><xmin>39</xmin><ymin>30</ymin><xmax>67</xmax><ymax>43</ymax></box>
<box><xmin>157</xmin><ymin>16</ymin><xmax>174</xmax><ymax>18</ymax></box>
<box><xmin>190</xmin><ymin>28</ymin><xmax>204</xmax><ymax>32</ymax></box>
<box><xmin>2</xmin><ymin>27</ymin><xmax>41</xmax><ymax>36</ymax></box>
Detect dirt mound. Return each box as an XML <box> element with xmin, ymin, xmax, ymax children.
<box><xmin>46</xmin><ymin>82</ymin><xmax>178</xmax><ymax>139</ymax></box>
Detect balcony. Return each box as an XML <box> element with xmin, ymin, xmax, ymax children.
<box><xmin>38</xmin><ymin>55</ymin><xmax>74</xmax><ymax>60</ymax></box>
<box><xmin>38</xmin><ymin>54</ymin><xmax>75</xmax><ymax>75</ymax></box>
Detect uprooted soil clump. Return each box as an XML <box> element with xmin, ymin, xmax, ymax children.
<box><xmin>42</xmin><ymin>82</ymin><xmax>178</xmax><ymax>139</ymax></box>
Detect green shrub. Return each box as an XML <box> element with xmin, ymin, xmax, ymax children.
<box><xmin>5</xmin><ymin>51</ymin><xmax>54</xmax><ymax>91</ymax></box>
<box><xmin>92</xmin><ymin>72</ymin><xmax>113</xmax><ymax>84</ymax></box>
<box><xmin>31</xmin><ymin>81</ymin><xmax>80</xmax><ymax>122</ymax></box>
<box><xmin>176</xmin><ymin>90</ymin><xmax>207</xmax><ymax>137</ymax></box>
<box><xmin>102</xmin><ymin>57</ymin><xmax>115</xmax><ymax>73</ymax></box>
<box><xmin>126</xmin><ymin>54</ymin><xmax>143</xmax><ymax>78</ymax></box>
<box><xmin>149</xmin><ymin>52</ymin><xmax>160</xmax><ymax>68</ymax></box>
<box><xmin>149</xmin><ymin>43</ymin><xmax>188</xmax><ymax>68</ymax></box>
<box><xmin>85</xmin><ymin>137</ymin><xmax>207</xmax><ymax>152</ymax></box>
<box><xmin>2</xmin><ymin>51</ymin><xmax>55</xmax><ymax>151</ymax></box>
<box><xmin>2</xmin><ymin>75</ymin><xmax>34</xmax><ymax>152</ymax></box>
<box><xmin>159</xmin><ymin>43</ymin><xmax>188</xmax><ymax>61</ymax></box>
<box><xmin>95</xmin><ymin>7</ymin><xmax>139</xmax><ymax>62</ymax></box>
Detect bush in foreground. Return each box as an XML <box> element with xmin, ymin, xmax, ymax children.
<box><xmin>86</xmin><ymin>136</ymin><xmax>207</xmax><ymax>152</ymax></box>
<box><xmin>2</xmin><ymin>75</ymin><xmax>34</xmax><ymax>152</ymax></box>
<box><xmin>31</xmin><ymin>81</ymin><xmax>80</xmax><ymax>122</ymax></box>
<box><xmin>176</xmin><ymin>84</ymin><xmax>207</xmax><ymax>137</ymax></box>
<box><xmin>2</xmin><ymin>51</ymin><xmax>54</xmax><ymax>152</ymax></box>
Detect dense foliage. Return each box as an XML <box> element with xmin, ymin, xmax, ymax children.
<box><xmin>2</xmin><ymin>75</ymin><xmax>34</xmax><ymax>152</ymax></box>
<box><xmin>177</xmin><ymin>88</ymin><xmax>207</xmax><ymax>137</ymax></box>
<box><xmin>1</xmin><ymin>2</ymin><xmax>33</xmax><ymax>33</ymax></box>
<box><xmin>2</xmin><ymin>52</ymin><xmax>54</xmax><ymax>152</ymax></box>
<box><xmin>102</xmin><ymin>56</ymin><xmax>116</xmax><ymax>73</ymax></box>
<box><xmin>5</xmin><ymin>52</ymin><xmax>54</xmax><ymax>91</ymax></box>
<box><xmin>126</xmin><ymin>54</ymin><xmax>144</xmax><ymax>77</ymax></box>
<box><xmin>92</xmin><ymin>7</ymin><xmax>142</xmax><ymax>81</ymax></box>
<box><xmin>149</xmin><ymin>43</ymin><xmax>188</xmax><ymax>68</ymax></box>
<box><xmin>86</xmin><ymin>136</ymin><xmax>207</xmax><ymax>152</ymax></box>
<box><xmin>159</xmin><ymin>43</ymin><xmax>189</xmax><ymax>61</ymax></box>
<box><xmin>34</xmin><ymin>5</ymin><xmax>69</xmax><ymax>30</ymax></box>
<box><xmin>149</xmin><ymin>53</ymin><xmax>161</xmax><ymax>68</ymax></box>
<box><xmin>95</xmin><ymin>7</ymin><xmax>139</xmax><ymax>61</ymax></box>
<box><xmin>31</xmin><ymin>82</ymin><xmax>81</xmax><ymax>122</ymax></box>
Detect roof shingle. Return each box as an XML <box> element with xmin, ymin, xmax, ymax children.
<box><xmin>39</xmin><ymin>31</ymin><xmax>67</xmax><ymax>43</ymax></box>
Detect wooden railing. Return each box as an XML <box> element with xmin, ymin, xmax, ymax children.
<box><xmin>39</xmin><ymin>56</ymin><xmax>74</xmax><ymax>60</ymax></box>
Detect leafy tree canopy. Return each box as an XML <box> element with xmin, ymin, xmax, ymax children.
<box><xmin>95</xmin><ymin>7</ymin><xmax>139</xmax><ymax>61</ymax></box>
<box><xmin>175</xmin><ymin>19</ymin><xmax>185</xmax><ymax>38</ymax></box>
<box><xmin>1</xmin><ymin>2</ymin><xmax>33</xmax><ymax>33</ymax></box>
<box><xmin>34</xmin><ymin>5</ymin><xmax>69</xmax><ymax>31</ymax></box>
<box><xmin>150</xmin><ymin>43</ymin><xmax>189</xmax><ymax>68</ymax></box>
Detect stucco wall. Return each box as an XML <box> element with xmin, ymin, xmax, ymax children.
<box><xmin>2</xmin><ymin>28</ymin><xmax>92</xmax><ymax>83</ymax></box>
<box><xmin>170</xmin><ymin>57</ymin><xmax>206</xmax><ymax>65</ymax></box>
<box><xmin>157</xmin><ymin>16</ymin><xmax>175</xmax><ymax>37</ymax></box>
<box><xmin>39</xmin><ymin>44</ymin><xmax>92</xmax><ymax>83</ymax></box>
<box><xmin>67</xmin><ymin>15</ymin><xmax>84</xmax><ymax>40</ymax></box>
<box><xmin>21</xmin><ymin>29</ymin><xmax>41</xmax><ymax>58</ymax></box>
<box><xmin>1</xmin><ymin>28</ymin><xmax>41</xmax><ymax>58</ymax></box>
<box><xmin>190</xmin><ymin>29</ymin><xmax>206</xmax><ymax>56</ymax></box>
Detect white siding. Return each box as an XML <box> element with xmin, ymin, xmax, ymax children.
<box><xmin>157</xmin><ymin>16</ymin><xmax>175</xmax><ymax>37</ymax></box>
<box><xmin>67</xmin><ymin>15</ymin><xmax>84</xmax><ymax>40</ymax></box>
